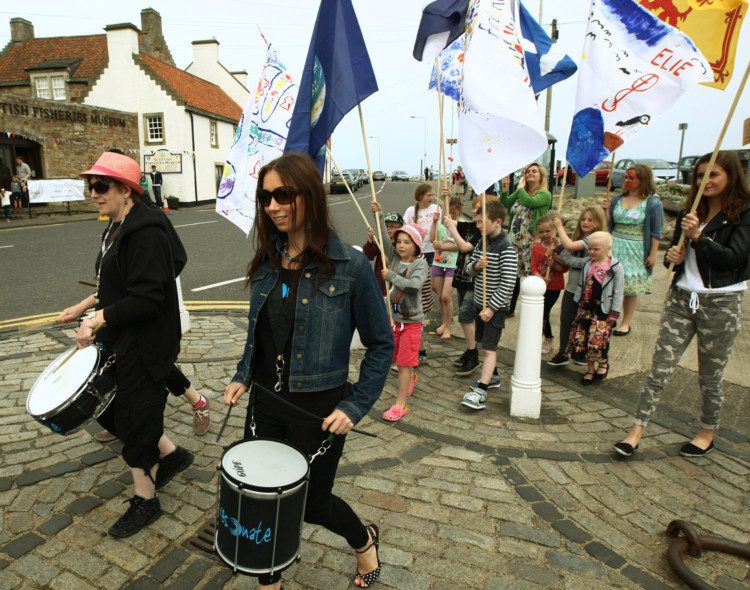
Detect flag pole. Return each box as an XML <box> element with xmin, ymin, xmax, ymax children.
<box><xmin>436</xmin><ymin>56</ymin><xmax>447</xmax><ymax>214</ymax></box>
<box><xmin>356</xmin><ymin>105</ymin><xmax>394</xmax><ymax>325</ymax></box>
<box><xmin>557</xmin><ymin>163</ymin><xmax>568</xmax><ymax>214</ymax></box>
<box><xmin>667</xmin><ymin>59</ymin><xmax>750</xmax><ymax>278</ymax></box>
<box><xmin>327</xmin><ymin>148</ymin><xmax>376</xmax><ymax>237</ymax></box>
<box><xmin>482</xmin><ymin>192</ymin><xmax>487</xmax><ymax>309</ymax></box>
<box><xmin>605</xmin><ymin>151</ymin><xmax>616</xmax><ymax>201</ymax></box>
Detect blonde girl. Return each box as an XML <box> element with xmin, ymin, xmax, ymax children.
<box><xmin>404</xmin><ymin>183</ymin><xmax>442</xmax><ymax>265</ymax></box>
<box><xmin>548</xmin><ymin>207</ymin><xmax>607</xmax><ymax>366</ymax></box>
<box><xmin>430</xmin><ymin>197</ymin><xmax>461</xmax><ymax>339</ymax></box>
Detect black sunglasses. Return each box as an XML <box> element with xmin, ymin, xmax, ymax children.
<box><xmin>258</xmin><ymin>186</ymin><xmax>299</xmax><ymax>207</ymax></box>
<box><xmin>88</xmin><ymin>180</ymin><xmax>112</xmax><ymax>194</ymax></box>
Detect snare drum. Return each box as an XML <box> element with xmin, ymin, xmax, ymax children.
<box><xmin>26</xmin><ymin>346</ymin><xmax>116</xmax><ymax>435</ymax></box>
<box><xmin>215</xmin><ymin>439</ymin><xmax>310</xmax><ymax>576</ymax></box>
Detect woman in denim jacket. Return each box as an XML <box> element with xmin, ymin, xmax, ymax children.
<box><xmin>224</xmin><ymin>153</ymin><xmax>393</xmax><ymax>589</ymax></box>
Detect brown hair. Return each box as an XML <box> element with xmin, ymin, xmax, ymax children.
<box><xmin>623</xmin><ymin>164</ymin><xmax>657</xmax><ymax>198</ymax></box>
<box><xmin>573</xmin><ymin>206</ymin><xmax>607</xmax><ymax>241</ymax></box>
<box><xmin>524</xmin><ymin>163</ymin><xmax>548</xmax><ymax>196</ymax></box>
<box><xmin>686</xmin><ymin>151</ymin><xmax>750</xmax><ymax>224</ymax></box>
<box><xmin>471</xmin><ymin>194</ymin><xmax>499</xmax><ymax>209</ymax></box>
<box><xmin>246</xmin><ymin>153</ymin><xmax>334</xmax><ymax>283</ymax></box>
<box><xmin>414</xmin><ymin>182</ymin><xmax>434</xmax><ymax>219</ymax></box>
<box><xmin>535</xmin><ymin>214</ymin><xmax>555</xmax><ymax>230</ymax></box>
<box><xmin>477</xmin><ymin>200</ymin><xmax>507</xmax><ymax>223</ymax></box>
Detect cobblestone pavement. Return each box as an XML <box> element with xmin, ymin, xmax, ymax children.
<box><xmin>1</xmin><ymin>309</ymin><xmax>749</xmax><ymax>590</ymax></box>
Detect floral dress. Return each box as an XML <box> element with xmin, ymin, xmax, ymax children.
<box><xmin>508</xmin><ymin>200</ymin><xmax>534</xmax><ymax>277</ymax></box>
<box><xmin>611</xmin><ymin>199</ymin><xmax>651</xmax><ymax>295</ymax></box>
<box><xmin>567</xmin><ymin>272</ymin><xmax>612</xmax><ymax>364</ymax></box>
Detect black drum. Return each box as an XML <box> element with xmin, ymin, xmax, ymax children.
<box><xmin>26</xmin><ymin>346</ymin><xmax>116</xmax><ymax>435</ymax></box>
<box><xmin>214</xmin><ymin>439</ymin><xmax>310</xmax><ymax>576</ymax></box>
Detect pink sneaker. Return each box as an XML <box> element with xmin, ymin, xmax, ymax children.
<box><xmin>382</xmin><ymin>404</ymin><xmax>408</xmax><ymax>421</ymax></box>
<box><xmin>408</xmin><ymin>371</ymin><xmax>419</xmax><ymax>396</ymax></box>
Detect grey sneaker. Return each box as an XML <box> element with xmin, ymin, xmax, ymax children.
<box><xmin>108</xmin><ymin>495</ymin><xmax>161</xmax><ymax>538</ymax></box>
<box><xmin>155</xmin><ymin>446</ymin><xmax>194</xmax><ymax>489</ymax></box>
<box><xmin>471</xmin><ymin>374</ymin><xmax>501</xmax><ymax>389</ymax></box>
<box><xmin>461</xmin><ymin>388</ymin><xmax>487</xmax><ymax>410</ymax></box>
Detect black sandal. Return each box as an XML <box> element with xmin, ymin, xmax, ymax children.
<box><xmin>354</xmin><ymin>524</ymin><xmax>381</xmax><ymax>587</ymax></box>
<box><xmin>594</xmin><ymin>361</ymin><xmax>609</xmax><ymax>381</ymax></box>
<box><xmin>581</xmin><ymin>372</ymin><xmax>595</xmax><ymax>386</ymax></box>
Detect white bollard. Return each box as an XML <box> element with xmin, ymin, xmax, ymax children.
<box><xmin>176</xmin><ymin>276</ymin><xmax>191</xmax><ymax>334</ymax></box>
<box><xmin>510</xmin><ymin>276</ymin><xmax>546</xmax><ymax>419</ymax></box>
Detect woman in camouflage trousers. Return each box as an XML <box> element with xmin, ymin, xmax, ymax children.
<box><xmin>615</xmin><ymin>151</ymin><xmax>750</xmax><ymax>458</ymax></box>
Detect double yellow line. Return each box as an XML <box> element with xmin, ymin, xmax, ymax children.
<box><xmin>0</xmin><ymin>302</ymin><xmax>249</xmax><ymax>330</ymax></box>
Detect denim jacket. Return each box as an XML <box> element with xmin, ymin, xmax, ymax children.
<box><xmin>232</xmin><ymin>232</ymin><xmax>394</xmax><ymax>425</ymax></box>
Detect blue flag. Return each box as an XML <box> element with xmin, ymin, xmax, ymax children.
<box><xmin>413</xmin><ymin>0</ymin><xmax>469</xmax><ymax>62</ymax></box>
<box><xmin>518</xmin><ymin>3</ymin><xmax>577</xmax><ymax>95</ymax></box>
<box><xmin>284</xmin><ymin>0</ymin><xmax>378</xmax><ymax>174</ymax></box>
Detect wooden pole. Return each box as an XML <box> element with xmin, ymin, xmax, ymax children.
<box><xmin>606</xmin><ymin>151</ymin><xmax>616</xmax><ymax>200</ymax></box>
<box><xmin>436</xmin><ymin>55</ymin><xmax>447</xmax><ymax>213</ymax></box>
<box><xmin>327</xmin><ymin>148</ymin><xmax>376</xmax><ymax>238</ymax></box>
<box><xmin>667</xmin><ymin>59</ymin><xmax>750</xmax><ymax>278</ymax></box>
<box><xmin>356</xmin><ymin>105</ymin><xmax>394</xmax><ymax>325</ymax></box>
<box><xmin>557</xmin><ymin>163</ymin><xmax>568</xmax><ymax>214</ymax></box>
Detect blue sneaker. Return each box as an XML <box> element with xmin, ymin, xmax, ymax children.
<box><xmin>418</xmin><ymin>351</ymin><xmax>428</xmax><ymax>365</ymax></box>
<box><xmin>471</xmin><ymin>374</ymin><xmax>501</xmax><ymax>389</ymax></box>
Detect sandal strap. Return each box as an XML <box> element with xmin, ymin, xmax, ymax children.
<box><xmin>355</xmin><ymin>525</ymin><xmax>379</xmax><ymax>554</ymax></box>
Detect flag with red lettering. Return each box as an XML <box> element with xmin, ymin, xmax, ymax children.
<box><xmin>216</xmin><ymin>43</ymin><xmax>298</xmax><ymax>235</ymax></box>
<box><xmin>566</xmin><ymin>0</ymin><xmax>711</xmax><ymax>178</ymax></box>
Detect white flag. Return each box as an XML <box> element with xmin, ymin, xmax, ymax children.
<box><xmin>458</xmin><ymin>0</ymin><xmax>547</xmax><ymax>193</ymax></box>
<box><xmin>216</xmin><ymin>44</ymin><xmax>298</xmax><ymax>235</ymax></box>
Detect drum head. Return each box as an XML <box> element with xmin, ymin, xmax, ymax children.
<box><xmin>27</xmin><ymin>347</ymin><xmax>99</xmax><ymax>418</ymax></box>
<box><xmin>221</xmin><ymin>439</ymin><xmax>309</xmax><ymax>490</ymax></box>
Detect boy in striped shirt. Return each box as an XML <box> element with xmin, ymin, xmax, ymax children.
<box><xmin>462</xmin><ymin>200</ymin><xmax>517</xmax><ymax>410</ymax></box>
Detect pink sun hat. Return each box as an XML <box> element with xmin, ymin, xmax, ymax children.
<box><xmin>394</xmin><ymin>223</ymin><xmax>425</xmax><ymax>253</ymax></box>
<box><xmin>80</xmin><ymin>152</ymin><xmax>144</xmax><ymax>195</ymax></box>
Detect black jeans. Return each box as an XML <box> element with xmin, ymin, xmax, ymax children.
<box><xmin>245</xmin><ymin>384</ymin><xmax>369</xmax><ymax>584</ymax></box>
<box><xmin>543</xmin><ymin>290</ymin><xmax>561</xmax><ymax>339</ymax></box>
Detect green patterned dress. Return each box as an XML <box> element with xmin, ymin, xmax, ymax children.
<box><xmin>611</xmin><ymin>199</ymin><xmax>651</xmax><ymax>295</ymax></box>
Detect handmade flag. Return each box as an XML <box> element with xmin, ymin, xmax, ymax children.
<box><xmin>284</xmin><ymin>0</ymin><xmax>377</xmax><ymax>175</ymax></box>
<box><xmin>428</xmin><ymin>34</ymin><xmax>464</xmax><ymax>102</ymax></box>
<box><xmin>413</xmin><ymin>0</ymin><xmax>470</xmax><ymax>62</ymax></box>
<box><xmin>518</xmin><ymin>2</ymin><xmax>577</xmax><ymax>94</ymax></box>
<box><xmin>639</xmin><ymin>0</ymin><xmax>748</xmax><ymax>89</ymax></box>
<box><xmin>217</xmin><ymin>44</ymin><xmax>298</xmax><ymax>235</ymax></box>
<box><xmin>566</xmin><ymin>0</ymin><xmax>712</xmax><ymax>178</ymax></box>
<box><xmin>458</xmin><ymin>0</ymin><xmax>547</xmax><ymax>193</ymax></box>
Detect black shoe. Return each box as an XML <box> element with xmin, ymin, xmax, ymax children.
<box><xmin>547</xmin><ymin>353</ymin><xmax>570</xmax><ymax>367</ymax></box>
<box><xmin>455</xmin><ymin>350</ymin><xmax>479</xmax><ymax>376</ymax></box>
<box><xmin>155</xmin><ymin>446</ymin><xmax>194</xmax><ymax>489</ymax></box>
<box><xmin>613</xmin><ymin>442</ymin><xmax>639</xmax><ymax>457</ymax></box>
<box><xmin>108</xmin><ymin>495</ymin><xmax>161</xmax><ymax>538</ymax></box>
<box><xmin>679</xmin><ymin>441</ymin><xmax>714</xmax><ymax>457</ymax></box>
<box><xmin>453</xmin><ymin>350</ymin><xmax>468</xmax><ymax>367</ymax></box>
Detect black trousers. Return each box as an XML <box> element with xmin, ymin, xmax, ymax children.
<box><xmin>245</xmin><ymin>384</ymin><xmax>369</xmax><ymax>584</ymax></box>
<box><xmin>543</xmin><ymin>290</ymin><xmax>561</xmax><ymax>339</ymax></box>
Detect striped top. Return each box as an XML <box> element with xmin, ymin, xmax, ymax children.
<box><xmin>467</xmin><ymin>231</ymin><xmax>518</xmax><ymax>311</ymax></box>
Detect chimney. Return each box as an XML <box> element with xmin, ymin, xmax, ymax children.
<box><xmin>103</xmin><ymin>23</ymin><xmax>140</xmax><ymax>66</ymax></box>
<box><xmin>10</xmin><ymin>18</ymin><xmax>34</xmax><ymax>43</ymax></box>
<box><xmin>191</xmin><ymin>39</ymin><xmax>219</xmax><ymax>68</ymax></box>
<box><xmin>231</xmin><ymin>71</ymin><xmax>248</xmax><ymax>88</ymax></box>
<box><xmin>140</xmin><ymin>8</ymin><xmax>175</xmax><ymax>66</ymax></box>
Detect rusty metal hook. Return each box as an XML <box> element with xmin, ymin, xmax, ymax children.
<box><xmin>666</xmin><ymin>519</ymin><xmax>750</xmax><ymax>590</ymax></box>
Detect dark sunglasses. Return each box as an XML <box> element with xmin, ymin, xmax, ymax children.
<box><xmin>88</xmin><ymin>180</ymin><xmax>112</xmax><ymax>194</ymax></box>
<box><xmin>258</xmin><ymin>186</ymin><xmax>299</xmax><ymax>207</ymax></box>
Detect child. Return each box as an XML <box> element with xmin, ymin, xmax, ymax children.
<box><xmin>566</xmin><ymin>231</ymin><xmax>624</xmax><ymax>385</ymax></box>
<box><xmin>531</xmin><ymin>214</ymin><xmax>568</xmax><ymax>354</ymax></box>
<box><xmin>10</xmin><ymin>176</ymin><xmax>22</xmax><ymax>210</ymax></box>
<box><xmin>430</xmin><ymin>196</ymin><xmax>461</xmax><ymax>339</ymax></box>
<box><xmin>380</xmin><ymin>223</ymin><xmax>429</xmax><ymax>421</ymax></box>
<box><xmin>461</xmin><ymin>200</ymin><xmax>517</xmax><ymax>410</ymax></box>
<box><xmin>1</xmin><ymin>187</ymin><xmax>10</xmax><ymax>222</ymax></box>
<box><xmin>363</xmin><ymin>210</ymin><xmax>404</xmax><ymax>296</ymax></box>
<box><xmin>403</xmin><ymin>183</ymin><xmax>441</xmax><ymax>265</ymax></box>
<box><xmin>548</xmin><ymin>207</ymin><xmax>607</xmax><ymax>366</ymax></box>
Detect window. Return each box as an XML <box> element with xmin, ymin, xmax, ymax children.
<box><xmin>143</xmin><ymin>113</ymin><xmax>165</xmax><ymax>144</ymax></box>
<box><xmin>209</xmin><ymin>120</ymin><xmax>218</xmax><ymax>148</ymax></box>
<box><xmin>35</xmin><ymin>78</ymin><xmax>50</xmax><ymax>99</ymax></box>
<box><xmin>51</xmin><ymin>76</ymin><xmax>66</xmax><ymax>100</ymax></box>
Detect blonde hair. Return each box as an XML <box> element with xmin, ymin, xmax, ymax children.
<box><xmin>587</xmin><ymin>231</ymin><xmax>612</xmax><ymax>252</ymax></box>
<box><xmin>573</xmin><ymin>207</ymin><xmax>607</xmax><ymax>241</ymax></box>
<box><xmin>524</xmin><ymin>163</ymin><xmax>548</xmax><ymax>196</ymax></box>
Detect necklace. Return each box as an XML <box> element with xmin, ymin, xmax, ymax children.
<box><xmin>282</xmin><ymin>240</ymin><xmax>305</xmax><ymax>263</ymax></box>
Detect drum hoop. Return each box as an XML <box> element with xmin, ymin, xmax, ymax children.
<box><xmin>27</xmin><ymin>347</ymin><xmax>102</xmax><ymax>419</ymax></box>
<box><xmin>219</xmin><ymin>438</ymin><xmax>310</xmax><ymax>492</ymax></box>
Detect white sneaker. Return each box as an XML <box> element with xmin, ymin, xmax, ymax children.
<box><xmin>461</xmin><ymin>388</ymin><xmax>487</xmax><ymax>410</ymax></box>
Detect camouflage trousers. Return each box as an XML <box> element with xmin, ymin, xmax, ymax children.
<box><xmin>634</xmin><ymin>287</ymin><xmax>743</xmax><ymax>429</ymax></box>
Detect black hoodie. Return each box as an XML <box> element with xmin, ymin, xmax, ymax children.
<box><xmin>94</xmin><ymin>202</ymin><xmax>181</xmax><ymax>381</ymax></box>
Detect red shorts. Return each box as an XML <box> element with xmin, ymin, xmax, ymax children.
<box><xmin>392</xmin><ymin>321</ymin><xmax>422</xmax><ymax>367</ymax></box>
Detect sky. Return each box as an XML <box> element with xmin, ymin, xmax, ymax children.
<box><xmin>1</xmin><ymin>0</ymin><xmax>748</xmax><ymax>177</ymax></box>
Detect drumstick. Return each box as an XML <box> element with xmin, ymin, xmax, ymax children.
<box><xmin>216</xmin><ymin>403</ymin><xmax>232</xmax><ymax>442</ymax></box>
<box><xmin>53</xmin><ymin>322</ymin><xmax>105</xmax><ymax>373</ymax></box>
<box><xmin>78</xmin><ymin>280</ymin><xmax>97</xmax><ymax>288</ymax></box>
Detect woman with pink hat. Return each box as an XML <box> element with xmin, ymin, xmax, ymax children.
<box><xmin>69</xmin><ymin>150</ymin><xmax>191</xmax><ymax>538</ymax></box>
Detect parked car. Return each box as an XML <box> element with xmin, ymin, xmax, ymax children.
<box><xmin>330</xmin><ymin>171</ymin><xmax>356</xmax><ymax>194</ymax></box>
<box><xmin>610</xmin><ymin>158</ymin><xmax>677</xmax><ymax>189</ymax></box>
<box><xmin>677</xmin><ymin>155</ymin><xmax>699</xmax><ymax>185</ymax></box>
<box><xmin>344</xmin><ymin>169</ymin><xmax>363</xmax><ymax>189</ymax></box>
<box><xmin>358</xmin><ymin>169</ymin><xmax>369</xmax><ymax>184</ymax></box>
<box><xmin>557</xmin><ymin>161</ymin><xmax>611</xmax><ymax>186</ymax></box>
<box><xmin>372</xmin><ymin>170</ymin><xmax>386</xmax><ymax>181</ymax></box>
<box><xmin>391</xmin><ymin>170</ymin><xmax>409</xmax><ymax>181</ymax></box>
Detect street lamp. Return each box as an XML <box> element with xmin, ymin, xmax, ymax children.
<box><xmin>410</xmin><ymin>116</ymin><xmax>426</xmax><ymax>178</ymax></box>
<box><xmin>676</xmin><ymin>123</ymin><xmax>688</xmax><ymax>182</ymax></box>
<box><xmin>368</xmin><ymin>136</ymin><xmax>380</xmax><ymax>170</ymax></box>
